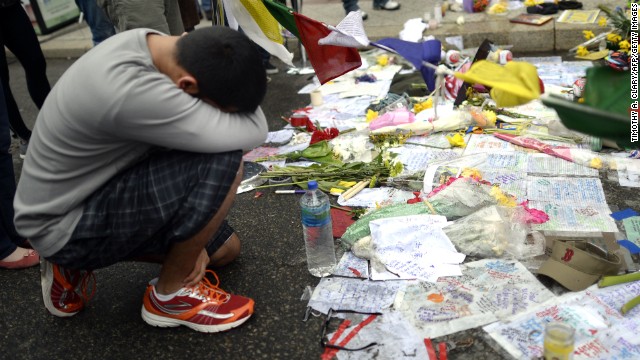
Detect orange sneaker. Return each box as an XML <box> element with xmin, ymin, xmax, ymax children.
<box><xmin>40</xmin><ymin>259</ymin><xmax>95</xmax><ymax>317</ymax></box>
<box><xmin>141</xmin><ymin>270</ymin><xmax>254</xmax><ymax>333</ymax></box>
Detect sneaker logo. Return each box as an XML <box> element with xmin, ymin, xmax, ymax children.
<box><xmin>200</xmin><ymin>309</ymin><xmax>234</xmax><ymax>319</ymax></box>
<box><xmin>164</xmin><ymin>301</ymin><xmax>194</xmax><ymax>309</ymax></box>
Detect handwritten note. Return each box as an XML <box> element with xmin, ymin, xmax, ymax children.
<box><xmin>395</xmin><ymin>259</ymin><xmax>555</xmax><ymax>338</ymax></box>
<box><xmin>307</xmin><ymin>277</ymin><xmax>408</xmax><ymax>315</ymax></box>
<box><xmin>529</xmin><ymin>201</ymin><xmax>619</xmax><ymax>232</ymax></box>
<box><xmin>370</xmin><ymin>215</ymin><xmax>464</xmax><ymax>282</ymax></box>
<box><xmin>485</xmin><ymin>281</ymin><xmax>640</xmax><ymax>359</ymax></box>
<box><xmin>526</xmin><ymin>176</ymin><xmax>607</xmax><ymax>205</ymax></box>
<box><xmin>527</xmin><ymin>153</ymin><xmax>599</xmax><ymax>177</ymax></box>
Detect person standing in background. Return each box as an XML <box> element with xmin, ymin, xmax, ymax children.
<box><xmin>0</xmin><ymin>81</ymin><xmax>39</xmax><ymax>270</ymax></box>
<box><xmin>98</xmin><ymin>0</ymin><xmax>185</xmax><ymax>35</ymax></box>
<box><xmin>0</xmin><ymin>0</ymin><xmax>51</xmax><ymax>159</ymax></box>
<box><xmin>75</xmin><ymin>0</ymin><xmax>116</xmax><ymax>46</ymax></box>
<box><xmin>342</xmin><ymin>0</ymin><xmax>401</xmax><ymax>20</ymax></box>
<box><xmin>178</xmin><ymin>0</ymin><xmax>201</xmax><ymax>32</ymax></box>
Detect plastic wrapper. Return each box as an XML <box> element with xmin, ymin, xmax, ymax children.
<box><xmin>425</xmin><ymin>176</ymin><xmax>515</xmax><ymax>218</ymax></box>
<box><xmin>442</xmin><ymin>205</ymin><xmax>546</xmax><ymax>259</ymax></box>
<box><xmin>340</xmin><ymin>176</ymin><xmax>519</xmax><ymax>249</ymax></box>
<box><xmin>340</xmin><ymin>202</ymin><xmax>435</xmax><ymax>249</ymax></box>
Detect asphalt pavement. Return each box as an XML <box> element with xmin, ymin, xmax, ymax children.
<box><xmin>2</xmin><ymin>2</ymin><xmax>639</xmax><ymax>358</ymax></box>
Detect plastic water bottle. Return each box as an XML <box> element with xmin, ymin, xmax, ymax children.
<box><xmin>300</xmin><ymin>180</ymin><xmax>336</xmax><ymax>277</ymax></box>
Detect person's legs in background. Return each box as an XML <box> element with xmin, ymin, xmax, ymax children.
<box><xmin>373</xmin><ymin>0</ymin><xmax>400</xmax><ymax>11</ymax></box>
<box><xmin>200</xmin><ymin>0</ymin><xmax>212</xmax><ymax>21</ymax></box>
<box><xmin>0</xmin><ymin>2</ymin><xmax>51</xmax><ymax>158</ymax></box>
<box><xmin>342</xmin><ymin>0</ymin><xmax>368</xmax><ymax>20</ymax></box>
<box><xmin>0</xmin><ymin>82</ymin><xmax>38</xmax><ymax>269</ymax></box>
<box><xmin>259</xmin><ymin>46</ymin><xmax>278</xmax><ymax>75</ymax></box>
<box><xmin>75</xmin><ymin>0</ymin><xmax>116</xmax><ymax>46</ymax></box>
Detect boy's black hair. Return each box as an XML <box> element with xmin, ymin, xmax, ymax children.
<box><xmin>176</xmin><ymin>26</ymin><xmax>267</xmax><ymax>113</ymax></box>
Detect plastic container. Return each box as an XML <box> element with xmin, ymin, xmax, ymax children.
<box><xmin>300</xmin><ymin>180</ymin><xmax>336</xmax><ymax>277</ymax></box>
<box><xmin>543</xmin><ymin>322</ymin><xmax>575</xmax><ymax>360</ymax></box>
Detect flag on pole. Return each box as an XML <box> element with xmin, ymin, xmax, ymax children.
<box><xmin>262</xmin><ymin>0</ymin><xmax>299</xmax><ymax>38</ymax></box>
<box><xmin>372</xmin><ymin>38</ymin><xmax>441</xmax><ymax>91</ymax></box>
<box><xmin>293</xmin><ymin>12</ymin><xmax>362</xmax><ymax>84</ymax></box>
<box><xmin>454</xmin><ymin>60</ymin><xmax>541</xmax><ymax>107</ymax></box>
<box><xmin>222</xmin><ymin>0</ymin><xmax>294</xmax><ymax>66</ymax></box>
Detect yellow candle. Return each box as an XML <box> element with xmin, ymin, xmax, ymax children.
<box><xmin>543</xmin><ymin>322</ymin><xmax>575</xmax><ymax>360</ymax></box>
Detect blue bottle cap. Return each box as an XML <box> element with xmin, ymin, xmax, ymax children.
<box><xmin>308</xmin><ymin>180</ymin><xmax>318</xmax><ymax>190</ymax></box>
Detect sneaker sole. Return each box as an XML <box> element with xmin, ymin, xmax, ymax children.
<box><xmin>265</xmin><ymin>69</ymin><xmax>279</xmax><ymax>75</ymax></box>
<box><xmin>141</xmin><ymin>306</ymin><xmax>252</xmax><ymax>333</ymax></box>
<box><xmin>40</xmin><ymin>259</ymin><xmax>79</xmax><ymax>317</ymax></box>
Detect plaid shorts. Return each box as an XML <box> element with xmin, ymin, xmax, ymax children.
<box><xmin>47</xmin><ymin>150</ymin><xmax>242</xmax><ymax>270</ymax></box>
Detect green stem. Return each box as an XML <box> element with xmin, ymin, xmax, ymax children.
<box><xmin>621</xmin><ymin>295</ymin><xmax>640</xmax><ymax>315</ymax></box>
<box><xmin>405</xmin><ymin>142</ymin><xmax>449</xmax><ymax>149</ymax></box>
<box><xmin>252</xmin><ymin>181</ymin><xmax>308</xmax><ymax>190</ymax></box>
<box><xmin>598</xmin><ymin>272</ymin><xmax>640</xmax><ymax>288</ymax></box>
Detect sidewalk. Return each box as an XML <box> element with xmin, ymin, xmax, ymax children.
<box><xmin>34</xmin><ymin>0</ymin><xmax>618</xmax><ymax>59</ymax></box>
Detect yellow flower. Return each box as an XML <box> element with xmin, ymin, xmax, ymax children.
<box><xmin>366</xmin><ymin>109</ymin><xmax>379</xmax><ymax>123</ymax></box>
<box><xmin>589</xmin><ymin>157</ymin><xmax>603</xmax><ymax>170</ymax></box>
<box><xmin>446</xmin><ymin>133</ymin><xmax>466</xmax><ymax>148</ymax></box>
<box><xmin>330</xmin><ymin>188</ymin><xmax>345</xmax><ymax>195</ymax></box>
<box><xmin>619</xmin><ymin>40</ymin><xmax>631</xmax><ymax>51</ymax></box>
<box><xmin>582</xmin><ymin>30</ymin><xmax>595</xmax><ymax>40</ymax></box>
<box><xmin>377</xmin><ymin>54</ymin><xmax>389</xmax><ymax>66</ymax></box>
<box><xmin>606</xmin><ymin>33</ymin><xmax>622</xmax><ymax>43</ymax></box>
<box><xmin>490</xmin><ymin>186</ymin><xmax>517</xmax><ymax>207</ymax></box>
<box><xmin>413</xmin><ymin>98</ymin><xmax>433</xmax><ymax>113</ymax></box>
<box><xmin>576</xmin><ymin>46</ymin><xmax>590</xmax><ymax>57</ymax></box>
<box><xmin>460</xmin><ymin>167</ymin><xmax>481</xmax><ymax>179</ymax></box>
<box><xmin>597</xmin><ymin>17</ymin><xmax>607</xmax><ymax>27</ymax></box>
<box><xmin>523</xmin><ymin>0</ymin><xmax>538</xmax><ymax>6</ymax></box>
<box><xmin>481</xmin><ymin>110</ymin><xmax>497</xmax><ymax>127</ymax></box>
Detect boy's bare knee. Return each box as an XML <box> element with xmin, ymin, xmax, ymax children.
<box><xmin>209</xmin><ymin>232</ymin><xmax>241</xmax><ymax>267</ymax></box>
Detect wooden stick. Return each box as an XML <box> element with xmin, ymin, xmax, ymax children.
<box><xmin>342</xmin><ymin>180</ymin><xmax>369</xmax><ymax>201</ymax></box>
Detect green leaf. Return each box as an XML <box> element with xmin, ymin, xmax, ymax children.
<box><xmin>301</xmin><ymin>141</ymin><xmax>331</xmax><ymax>158</ymax></box>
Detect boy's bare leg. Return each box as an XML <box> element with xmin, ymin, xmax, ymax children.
<box><xmin>153</xmin><ymin>162</ymin><xmax>243</xmax><ymax>295</ymax></box>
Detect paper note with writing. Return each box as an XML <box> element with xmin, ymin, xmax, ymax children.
<box><xmin>337</xmin><ymin>187</ymin><xmax>416</xmax><ymax>208</ymax></box>
<box><xmin>482</xmin><ymin>171</ymin><xmax>528</xmax><ymax>202</ymax></box>
<box><xmin>484</xmin><ymin>281</ymin><xmax>640</xmax><ymax>359</ymax></box>
<box><xmin>527</xmin><ymin>176</ymin><xmax>607</xmax><ymax>205</ymax></box>
<box><xmin>529</xmin><ymin>201</ymin><xmax>618</xmax><ymax>232</ymax></box>
<box><xmin>463</xmin><ymin>134</ymin><xmax>521</xmax><ymax>154</ymax></box>
<box><xmin>333</xmin><ymin>311</ymin><xmax>430</xmax><ymax>360</ymax></box>
<box><xmin>616</xmin><ymin>157</ymin><xmax>640</xmax><ymax>188</ymax></box>
<box><xmin>242</xmin><ymin>146</ymin><xmax>280</xmax><ymax>162</ymax></box>
<box><xmin>476</xmin><ymin>152</ymin><xmax>529</xmax><ymax>173</ymax></box>
<box><xmin>265</xmin><ymin>129</ymin><xmax>294</xmax><ymax>144</ymax></box>
<box><xmin>623</xmin><ymin>216</ymin><xmax>640</xmax><ymax>246</ymax></box>
<box><xmin>527</xmin><ymin>153</ymin><xmax>599</xmax><ymax>177</ymax></box>
<box><xmin>319</xmin><ymin>11</ymin><xmax>370</xmax><ymax>48</ymax></box>
<box><xmin>395</xmin><ymin>259</ymin><xmax>555</xmax><ymax>338</ymax></box>
<box><xmin>389</xmin><ymin>147</ymin><xmax>461</xmax><ymax>176</ymax></box>
<box><xmin>307</xmin><ymin>277</ymin><xmax>409</xmax><ymax>315</ymax></box>
<box><xmin>333</xmin><ymin>251</ymin><xmax>369</xmax><ymax>279</ymax></box>
<box><xmin>368</xmin><ymin>215</ymin><xmax>458</xmax><ymax>281</ymax></box>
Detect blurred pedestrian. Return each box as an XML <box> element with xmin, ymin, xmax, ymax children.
<box><xmin>342</xmin><ymin>0</ymin><xmax>401</xmax><ymax>20</ymax></box>
<box><xmin>75</xmin><ymin>0</ymin><xmax>116</xmax><ymax>46</ymax></box>
<box><xmin>0</xmin><ymin>0</ymin><xmax>51</xmax><ymax>159</ymax></box>
<box><xmin>98</xmin><ymin>0</ymin><xmax>184</xmax><ymax>35</ymax></box>
<box><xmin>0</xmin><ymin>82</ymin><xmax>39</xmax><ymax>270</ymax></box>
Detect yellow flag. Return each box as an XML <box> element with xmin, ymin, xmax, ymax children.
<box><xmin>454</xmin><ymin>60</ymin><xmax>541</xmax><ymax>107</ymax></box>
<box><xmin>239</xmin><ymin>0</ymin><xmax>284</xmax><ymax>44</ymax></box>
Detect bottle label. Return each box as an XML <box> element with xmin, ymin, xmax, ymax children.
<box><xmin>301</xmin><ymin>203</ymin><xmax>331</xmax><ymax>227</ymax></box>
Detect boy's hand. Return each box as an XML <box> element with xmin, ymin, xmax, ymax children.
<box><xmin>183</xmin><ymin>249</ymin><xmax>209</xmax><ymax>287</ymax></box>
